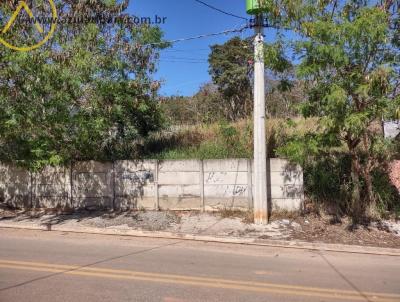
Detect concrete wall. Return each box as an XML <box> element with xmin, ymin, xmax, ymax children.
<box><xmin>0</xmin><ymin>159</ymin><xmax>304</xmax><ymax>211</ymax></box>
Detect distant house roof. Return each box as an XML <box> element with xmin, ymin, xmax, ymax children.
<box><xmin>383</xmin><ymin>121</ymin><xmax>400</xmax><ymax>139</ymax></box>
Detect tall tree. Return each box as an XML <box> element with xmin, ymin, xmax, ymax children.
<box><xmin>208</xmin><ymin>37</ymin><xmax>253</xmax><ymax>121</ymax></box>
<box><xmin>0</xmin><ymin>0</ymin><xmax>166</xmax><ymax>169</ymax></box>
<box><xmin>278</xmin><ymin>0</ymin><xmax>400</xmax><ymax>220</ymax></box>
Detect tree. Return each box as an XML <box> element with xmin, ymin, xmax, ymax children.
<box><xmin>279</xmin><ymin>0</ymin><xmax>400</xmax><ymax>221</ymax></box>
<box><xmin>208</xmin><ymin>37</ymin><xmax>253</xmax><ymax>121</ymax></box>
<box><xmin>0</xmin><ymin>0</ymin><xmax>166</xmax><ymax>170</ymax></box>
<box><xmin>208</xmin><ymin>36</ymin><xmax>296</xmax><ymax>121</ymax></box>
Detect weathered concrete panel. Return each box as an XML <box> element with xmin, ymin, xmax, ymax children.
<box><xmin>114</xmin><ymin>160</ymin><xmax>156</xmax><ymax>173</ymax></box>
<box><xmin>115</xmin><ymin>196</ymin><xmax>155</xmax><ymax>210</ymax></box>
<box><xmin>159</xmin><ymin>160</ymin><xmax>200</xmax><ymax>172</ymax></box>
<box><xmin>72</xmin><ymin>161</ymin><xmax>113</xmax><ymax>209</ymax></box>
<box><xmin>158</xmin><ymin>172</ymin><xmax>199</xmax><ymax>185</ymax></box>
<box><xmin>204</xmin><ymin>185</ymin><xmax>248</xmax><ymax>197</ymax></box>
<box><xmin>0</xmin><ymin>164</ymin><xmax>31</xmax><ymax>208</ymax></box>
<box><xmin>203</xmin><ymin>159</ymin><xmax>248</xmax><ymax>172</ymax></box>
<box><xmin>0</xmin><ymin>158</ymin><xmax>304</xmax><ymax>212</ymax></box>
<box><xmin>33</xmin><ymin>166</ymin><xmax>70</xmax><ymax>208</ymax></box>
<box><xmin>159</xmin><ymin>184</ymin><xmax>201</xmax><ymax>210</ymax></box>
<box><xmin>159</xmin><ymin>185</ymin><xmax>200</xmax><ymax>197</ymax></box>
<box><xmin>205</xmin><ymin>198</ymin><xmax>249</xmax><ymax>211</ymax></box>
<box><xmin>268</xmin><ymin>159</ymin><xmax>302</xmax><ymax>173</ymax></box>
<box><xmin>204</xmin><ymin>172</ymin><xmax>247</xmax><ymax>185</ymax></box>
<box><xmin>268</xmin><ymin>185</ymin><xmax>304</xmax><ymax>199</ymax></box>
<box><xmin>269</xmin><ymin>171</ymin><xmax>303</xmax><ymax>186</ymax></box>
<box><xmin>114</xmin><ymin>160</ymin><xmax>155</xmax><ymax>210</ymax></box>
<box><xmin>272</xmin><ymin>198</ymin><xmax>303</xmax><ymax>211</ymax></box>
<box><xmin>159</xmin><ymin>197</ymin><xmax>201</xmax><ymax>210</ymax></box>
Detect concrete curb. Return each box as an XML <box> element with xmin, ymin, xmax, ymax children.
<box><xmin>1</xmin><ymin>223</ymin><xmax>399</xmax><ymax>257</ymax></box>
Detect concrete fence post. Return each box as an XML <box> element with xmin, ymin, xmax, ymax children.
<box><xmin>155</xmin><ymin>160</ymin><xmax>159</xmax><ymax>211</ymax></box>
<box><xmin>247</xmin><ymin>159</ymin><xmax>253</xmax><ymax>210</ymax></box>
<box><xmin>30</xmin><ymin>172</ymin><xmax>34</xmax><ymax>209</ymax></box>
<box><xmin>199</xmin><ymin>160</ymin><xmax>205</xmax><ymax>212</ymax></box>
<box><xmin>112</xmin><ymin>162</ymin><xmax>116</xmax><ymax>211</ymax></box>
<box><xmin>69</xmin><ymin>163</ymin><xmax>73</xmax><ymax>209</ymax></box>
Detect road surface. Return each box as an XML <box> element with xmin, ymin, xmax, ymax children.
<box><xmin>0</xmin><ymin>228</ymin><xmax>399</xmax><ymax>302</ymax></box>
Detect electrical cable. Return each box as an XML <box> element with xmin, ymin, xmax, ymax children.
<box><xmin>159</xmin><ymin>60</ymin><xmax>208</xmax><ymax>64</ymax></box>
<box><xmin>193</xmin><ymin>0</ymin><xmax>248</xmax><ymax>21</ymax></box>
<box><xmin>144</xmin><ymin>24</ymin><xmax>249</xmax><ymax>47</ymax></box>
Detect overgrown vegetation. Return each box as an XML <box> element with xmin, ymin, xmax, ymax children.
<box><xmin>141</xmin><ymin>118</ymin><xmax>318</xmax><ymax>160</ymax></box>
<box><xmin>0</xmin><ymin>0</ymin><xmax>399</xmax><ymax>222</ymax></box>
<box><xmin>0</xmin><ymin>0</ymin><xmax>166</xmax><ymax>170</ymax></box>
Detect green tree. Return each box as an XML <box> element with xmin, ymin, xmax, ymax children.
<box><xmin>0</xmin><ymin>0</ymin><xmax>166</xmax><ymax>170</ymax></box>
<box><xmin>279</xmin><ymin>1</ymin><xmax>400</xmax><ymax>221</ymax></box>
<box><xmin>208</xmin><ymin>37</ymin><xmax>253</xmax><ymax>121</ymax></box>
<box><xmin>208</xmin><ymin>36</ymin><xmax>295</xmax><ymax>121</ymax></box>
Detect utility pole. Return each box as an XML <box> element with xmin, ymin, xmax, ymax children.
<box><xmin>253</xmin><ymin>14</ymin><xmax>268</xmax><ymax>224</ymax></box>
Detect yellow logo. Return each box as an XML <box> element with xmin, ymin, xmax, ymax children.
<box><xmin>0</xmin><ymin>0</ymin><xmax>57</xmax><ymax>52</ymax></box>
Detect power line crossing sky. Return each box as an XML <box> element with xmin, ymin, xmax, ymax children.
<box><xmin>130</xmin><ymin>0</ymin><xmax>278</xmax><ymax>96</ymax></box>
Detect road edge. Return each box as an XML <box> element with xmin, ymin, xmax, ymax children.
<box><xmin>0</xmin><ymin>223</ymin><xmax>399</xmax><ymax>256</ymax></box>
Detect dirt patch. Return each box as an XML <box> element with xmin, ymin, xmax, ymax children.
<box><xmin>82</xmin><ymin>211</ymin><xmax>180</xmax><ymax>231</ymax></box>
<box><xmin>285</xmin><ymin>214</ymin><xmax>400</xmax><ymax>248</ymax></box>
<box><xmin>389</xmin><ymin>160</ymin><xmax>400</xmax><ymax>192</ymax></box>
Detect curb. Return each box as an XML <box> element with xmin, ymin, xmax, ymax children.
<box><xmin>1</xmin><ymin>223</ymin><xmax>400</xmax><ymax>257</ymax></box>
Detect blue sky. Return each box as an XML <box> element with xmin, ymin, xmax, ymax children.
<box><xmin>129</xmin><ymin>0</ymin><xmax>271</xmax><ymax>96</ymax></box>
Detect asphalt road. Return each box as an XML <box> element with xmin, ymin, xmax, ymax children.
<box><xmin>0</xmin><ymin>228</ymin><xmax>399</xmax><ymax>302</ymax></box>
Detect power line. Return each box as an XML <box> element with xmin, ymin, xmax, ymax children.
<box><xmin>162</xmin><ymin>55</ymin><xmax>208</xmax><ymax>61</ymax></box>
<box><xmin>163</xmin><ymin>48</ymin><xmax>210</xmax><ymax>53</ymax></box>
<box><xmin>159</xmin><ymin>60</ymin><xmax>208</xmax><ymax>64</ymax></box>
<box><xmin>193</xmin><ymin>0</ymin><xmax>248</xmax><ymax>21</ymax></box>
<box><xmin>145</xmin><ymin>24</ymin><xmax>249</xmax><ymax>47</ymax></box>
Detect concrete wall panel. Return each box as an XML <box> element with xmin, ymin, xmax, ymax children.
<box><xmin>114</xmin><ymin>160</ymin><xmax>156</xmax><ymax>173</ymax></box>
<box><xmin>269</xmin><ymin>159</ymin><xmax>302</xmax><ymax>173</ymax></box>
<box><xmin>159</xmin><ymin>185</ymin><xmax>200</xmax><ymax>197</ymax></box>
<box><xmin>204</xmin><ymin>185</ymin><xmax>249</xmax><ymax>197</ymax></box>
<box><xmin>204</xmin><ymin>172</ymin><xmax>247</xmax><ymax>185</ymax></box>
<box><xmin>33</xmin><ymin>166</ymin><xmax>70</xmax><ymax>208</ymax></box>
<box><xmin>114</xmin><ymin>160</ymin><xmax>155</xmax><ymax>210</ymax></box>
<box><xmin>158</xmin><ymin>172</ymin><xmax>199</xmax><ymax>185</ymax></box>
<box><xmin>0</xmin><ymin>158</ymin><xmax>304</xmax><ymax>212</ymax></box>
<box><xmin>72</xmin><ymin>161</ymin><xmax>113</xmax><ymax>209</ymax></box>
<box><xmin>159</xmin><ymin>197</ymin><xmax>201</xmax><ymax>210</ymax></box>
<box><xmin>203</xmin><ymin>159</ymin><xmax>248</xmax><ymax>172</ymax></box>
<box><xmin>272</xmin><ymin>198</ymin><xmax>303</xmax><ymax>211</ymax></box>
<box><xmin>205</xmin><ymin>198</ymin><xmax>249</xmax><ymax>210</ymax></box>
<box><xmin>159</xmin><ymin>160</ymin><xmax>200</xmax><ymax>172</ymax></box>
<box><xmin>0</xmin><ymin>164</ymin><xmax>31</xmax><ymax>208</ymax></box>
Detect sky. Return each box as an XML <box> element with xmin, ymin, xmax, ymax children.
<box><xmin>129</xmin><ymin>0</ymin><xmax>277</xmax><ymax>97</ymax></box>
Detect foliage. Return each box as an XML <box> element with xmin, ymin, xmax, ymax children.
<box><xmin>277</xmin><ymin>1</ymin><xmax>400</xmax><ymax>221</ymax></box>
<box><xmin>372</xmin><ymin>169</ymin><xmax>400</xmax><ymax>218</ymax></box>
<box><xmin>0</xmin><ymin>0</ymin><xmax>166</xmax><ymax>170</ymax></box>
<box><xmin>302</xmin><ymin>155</ymin><xmax>352</xmax><ymax>215</ymax></box>
<box><xmin>160</xmin><ymin>83</ymin><xmax>224</xmax><ymax>125</ymax></box>
<box><xmin>141</xmin><ymin>118</ymin><xmax>317</xmax><ymax>160</ymax></box>
<box><xmin>208</xmin><ymin>37</ymin><xmax>253</xmax><ymax>121</ymax></box>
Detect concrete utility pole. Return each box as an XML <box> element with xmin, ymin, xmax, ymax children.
<box><xmin>253</xmin><ymin>14</ymin><xmax>268</xmax><ymax>224</ymax></box>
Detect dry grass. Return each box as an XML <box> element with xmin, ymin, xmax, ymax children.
<box><xmin>269</xmin><ymin>209</ymin><xmax>301</xmax><ymax>221</ymax></box>
<box><xmin>146</xmin><ymin>118</ymin><xmax>320</xmax><ymax>160</ymax></box>
<box><xmin>219</xmin><ymin>208</ymin><xmax>255</xmax><ymax>224</ymax></box>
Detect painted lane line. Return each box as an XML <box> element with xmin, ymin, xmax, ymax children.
<box><xmin>0</xmin><ymin>260</ymin><xmax>399</xmax><ymax>301</ymax></box>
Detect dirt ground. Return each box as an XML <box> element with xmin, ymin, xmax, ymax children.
<box><xmin>285</xmin><ymin>214</ymin><xmax>400</xmax><ymax>248</ymax></box>
<box><xmin>0</xmin><ymin>204</ymin><xmax>399</xmax><ymax>248</ymax></box>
